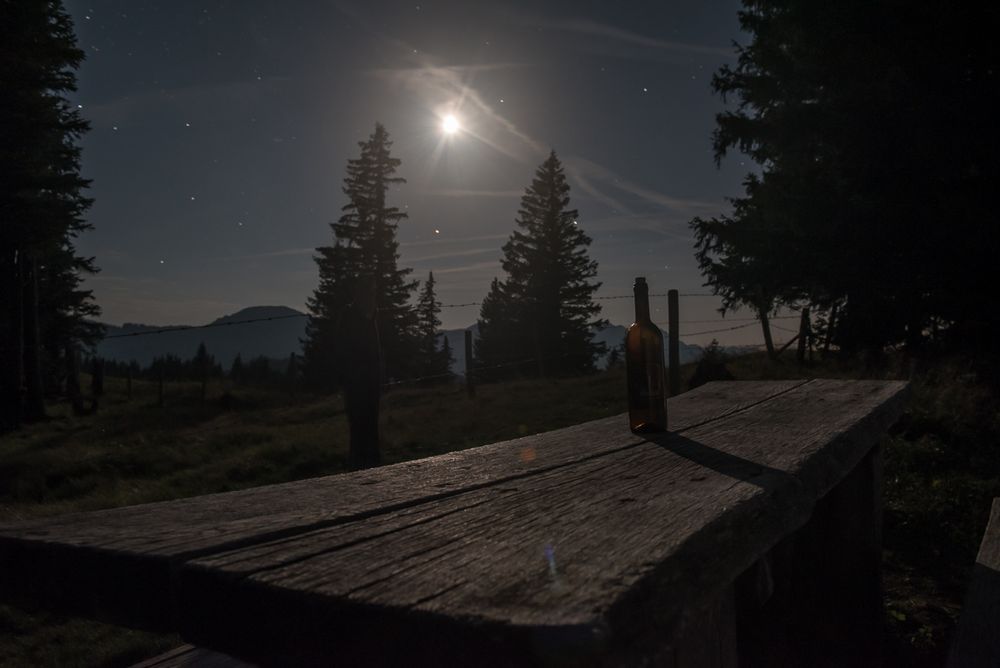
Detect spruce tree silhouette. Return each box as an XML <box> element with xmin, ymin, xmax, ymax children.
<box><xmin>304</xmin><ymin>123</ymin><xmax>417</xmax><ymax>391</ymax></box>
<box><xmin>0</xmin><ymin>1</ymin><xmax>100</xmax><ymax>432</ymax></box>
<box><xmin>691</xmin><ymin>0</ymin><xmax>1000</xmax><ymax>359</ymax></box>
<box><xmin>477</xmin><ymin>151</ymin><xmax>604</xmax><ymax>377</ymax></box>
<box><xmin>415</xmin><ymin>272</ymin><xmax>451</xmax><ymax>381</ymax></box>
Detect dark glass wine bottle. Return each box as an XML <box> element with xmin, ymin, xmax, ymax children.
<box><xmin>626</xmin><ymin>277</ymin><xmax>667</xmax><ymax>433</ymax></box>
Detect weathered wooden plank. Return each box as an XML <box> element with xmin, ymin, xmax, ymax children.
<box><xmin>947</xmin><ymin>497</ymin><xmax>1000</xmax><ymax>668</ymax></box>
<box><xmin>130</xmin><ymin>644</ymin><xmax>254</xmax><ymax>667</ymax></box>
<box><xmin>0</xmin><ymin>380</ymin><xmax>807</xmax><ymax>630</ymax></box>
<box><xmin>176</xmin><ymin>379</ymin><xmax>907</xmax><ymax>665</ymax></box>
<box><xmin>3</xmin><ymin>380</ymin><xmax>808</xmax><ymax>554</ymax></box>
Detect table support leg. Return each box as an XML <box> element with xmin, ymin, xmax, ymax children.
<box><xmin>736</xmin><ymin>444</ymin><xmax>884</xmax><ymax>667</ymax></box>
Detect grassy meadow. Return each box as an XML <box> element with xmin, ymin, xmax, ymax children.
<box><xmin>1</xmin><ymin>351</ymin><xmax>998</xmax><ymax>666</ymax></box>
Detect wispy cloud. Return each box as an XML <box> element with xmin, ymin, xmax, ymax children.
<box><xmin>434</xmin><ymin>260</ymin><xmax>502</xmax><ymax>275</ymax></box>
<box><xmin>563</xmin><ymin>161</ymin><xmax>632</xmax><ymax>214</ymax></box>
<box><xmin>84</xmin><ymin>76</ymin><xmax>291</xmax><ymax>125</ymax></box>
<box><xmin>585</xmin><ymin>213</ymin><xmax>696</xmax><ymax>242</ymax></box>
<box><xmin>422</xmin><ymin>188</ymin><xmax>523</xmax><ymax>199</ymax></box>
<box><xmin>564</xmin><ymin>156</ymin><xmax>723</xmax><ymax>216</ymax></box>
<box><xmin>405</xmin><ymin>247</ymin><xmax>498</xmax><ymax>264</ymax></box>
<box><xmin>401</xmin><ymin>233</ymin><xmax>508</xmax><ymax>248</ymax></box>
<box><xmin>538</xmin><ymin>18</ymin><xmax>735</xmax><ymax>59</ymax></box>
<box><xmin>218</xmin><ymin>247</ymin><xmax>316</xmax><ymax>261</ymax></box>
<box><xmin>373</xmin><ymin>55</ymin><xmax>719</xmax><ymax>219</ymax></box>
<box><xmin>87</xmin><ymin>274</ymin><xmax>166</xmax><ymax>286</ymax></box>
<box><xmin>371</xmin><ymin>63</ymin><xmax>546</xmax><ymax>164</ymax></box>
<box><xmin>370</xmin><ymin>62</ymin><xmax>531</xmax><ymax>76</ymax></box>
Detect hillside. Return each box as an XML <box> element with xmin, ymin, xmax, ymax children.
<box><xmin>96</xmin><ymin>306</ymin><xmax>306</xmax><ymax>368</ymax></box>
<box><xmin>97</xmin><ymin>307</ymin><xmax>712</xmax><ymax>372</ymax></box>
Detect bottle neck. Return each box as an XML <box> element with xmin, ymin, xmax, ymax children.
<box><xmin>634</xmin><ymin>286</ymin><xmax>651</xmax><ymax>323</ymax></box>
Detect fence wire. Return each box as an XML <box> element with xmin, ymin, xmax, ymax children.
<box><xmin>99</xmin><ymin>295</ymin><xmax>800</xmax><ymax>344</ymax></box>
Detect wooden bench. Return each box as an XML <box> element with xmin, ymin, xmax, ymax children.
<box><xmin>948</xmin><ymin>497</ymin><xmax>1000</xmax><ymax>668</ymax></box>
<box><xmin>131</xmin><ymin>644</ymin><xmax>251</xmax><ymax>668</ymax></box>
<box><xmin>0</xmin><ymin>379</ymin><xmax>907</xmax><ymax>666</ymax></box>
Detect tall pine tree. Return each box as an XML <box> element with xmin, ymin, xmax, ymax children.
<box><xmin>415</xmin><ymin>272</ymin><xmax>451</xmax><ymax>380</ymax></box>
<box><xmin>304</xmin><ymin>123</ymin><xmax>418</xmax><ymax>389</ymax></box>
<box><xmin>475</xmin><ymin>277</ymin><xmax>522</xmax><ymax>376</ymax></box>
<box><xmin>477</xmin><ymin>151</ymin><xmax>604</xmax><ymax>377</ymax></box>
<box><xmin>0</xmin><ymin>0</ymin><xmax>99</xmax><ymax>432</ymax></box>
<box><xmin>692</xmin><ymin>0</ymin><xmax>1000</xmax><ymax>358</ymax></box>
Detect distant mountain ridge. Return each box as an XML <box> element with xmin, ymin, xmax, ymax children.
<box><xmin>97</xmin><ymin>306</ymin><xmax>737</xmax><ymax>372</ymax></box>
<box><xmin>97</xmin><ymin>306</ymin><xmax>307</xmax><ymax>368</ymax></box>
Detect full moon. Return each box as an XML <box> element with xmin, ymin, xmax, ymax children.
<box><xmin>441</xmin><ymin>114</ymin><xmax>460</xmax><ymax>135</ymax></box>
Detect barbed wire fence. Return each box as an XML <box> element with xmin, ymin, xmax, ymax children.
<box><xmin>90</xmin><ymin>291</ymin><xmax>818</xmax><ymax>398</ymax></box>
<box><xmin>99</xmin><ymin>294</ymin><xmax>799</xmax><ymax>342</ymax></box>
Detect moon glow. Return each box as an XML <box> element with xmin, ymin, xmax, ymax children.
<box><xmin>441</xmin><ymin>114</ymin><xmax>460</xmax><ymax>135</ymax></box>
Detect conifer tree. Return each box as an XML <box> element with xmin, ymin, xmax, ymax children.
<box><xmin>475</xmin><ymin>277</ymin><xmax>523</xmax><ymax>377</ymax></box>
<box><xmin>692</xmin><ymin>0</ymin><xmax>1000</xmax><ymax>357</ymax></box>
<box><xmin>230</xmin><ymin>354</ymin><xmax>245</xmax><ymax>383</ymax></box>
<box><xmin>439</xmin><ymin>335</ymin><xmax>454</xmax><ymax>377</ymax></box>
<box><xmin>0</xmin><ymin>1</ymin><xmax>99</xmax><ymax>432</ymax></box>
<box><xmin>477</xmin><ymin>151</ymin><xmax>604</xmax><ymax>376</ymax></box>
<box><xmin>414</xmin><ymin>272</ymin><xmax>451</xmax><ymax>379</ymax></box>
<box><xmin>192</xmin><ymin>343</ymin><xmax>213</xmax><ymax>380</ymax></box>
<box><xmin>304</xmin><ymin>123</ymin><xmax>417</xmax><ymax>388</ymax></box>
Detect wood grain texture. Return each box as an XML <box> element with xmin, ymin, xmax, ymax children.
<box><xmin>0</xmin><ymin>379</ymin><xmax>909</xmax><ymax>666</ymax></box>
<box><xmin>129</xmin><ymin>644</ymin><xmax>254</xmax><ymax>668</ymax></box>
<box><xmin>947</xmin><ymin>497</ymin><xmax>1000</xmax><ymax>668</ymax></box>
<box><xmin>0</xmin><ymin>380</ymin><xmax>806</xmax><ymax>630</ymax></box>
<box><xmin>177</xmin><ymin>379</ymin><xmax>907</xmax><ymax>665</ymax></box>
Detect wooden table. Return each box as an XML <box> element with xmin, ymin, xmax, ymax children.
<box><xmin>0</xmin><ymin>379</ymin><xmax>908</xmax><ymax>667</ymax></box>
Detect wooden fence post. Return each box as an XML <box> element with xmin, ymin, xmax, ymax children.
<box><xmin>126</xmin><ymin>366</ymin><xmax>132</xmax><ymax>401</ymax></box>
<box><xmin>823</xmin><ymin>304</ymin><xmax>838</xmax><ymax>358</ymax></box>
<box><xmin>757</xmin><ymin>288</ymin><xmax>776</xmax><ymax>360</ymax></box>
<box><xmin>668</xmin><ymin>289</ymin><xmax>680</xmax><ymax>396</ymax></box>
<box><xmin>464</xmin><ymin>330</ymin><xmax>475</xmax><ymax>398</ymax></box>
<box><xmin>797</xmin><ymin>307</ymin><xmax>811</xmax><ymax>365</ymax></box>
<box><xmin>158</xmin><ymin>365</ymin><xmax>164</xmax><ymax>407</ymax></box>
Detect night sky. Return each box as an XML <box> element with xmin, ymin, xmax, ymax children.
<box><xmin>66</xmin><ymin>1</ymin><xmax>777</xmax><ymax>345</ymax></box>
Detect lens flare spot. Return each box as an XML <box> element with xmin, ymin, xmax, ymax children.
<box><xmin>441</xmin><ymin>114</ymin><xmax>460</xmax><ymax>135</ymax></box>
